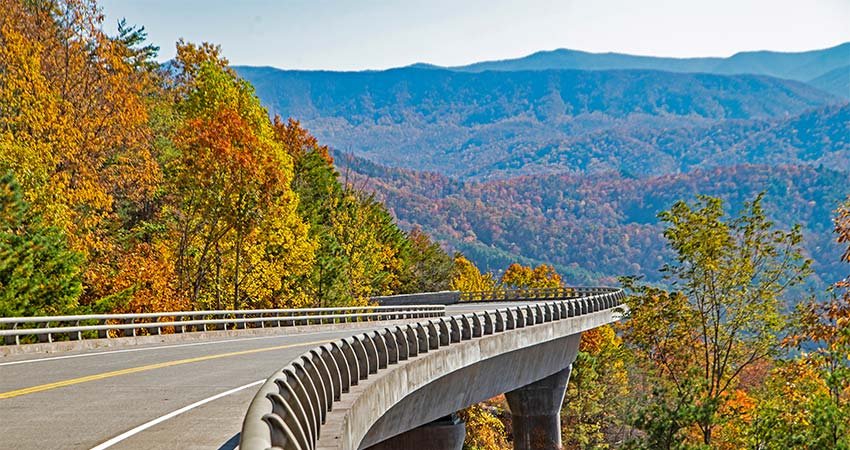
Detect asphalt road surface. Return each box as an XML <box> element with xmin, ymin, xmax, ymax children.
<box><xmin>0</xmin><ymin>302</ymin><xmax>534</xmax><ymax>450</ymax></box>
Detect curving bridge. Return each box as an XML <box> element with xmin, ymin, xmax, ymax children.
<box><xmin>0</xmin><ymin>287</ymin><xmax>625</xmax><ymax>450</ymax></box>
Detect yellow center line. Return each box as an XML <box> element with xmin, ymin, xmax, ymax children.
<box><xmin>0</xmin><ymin>338</ymin><xmax>333</xmax><ymax>400</ymax></box>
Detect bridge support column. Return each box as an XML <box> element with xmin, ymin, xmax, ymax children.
<box><xmin>363</xmin><ymin>414</ymin><xmax>465</xmax><ymax>450</ymax></box>
<box><xmin>505</xmin><ymin>365</ymin><xmax>572</xmax><ymax>450</ymax></box>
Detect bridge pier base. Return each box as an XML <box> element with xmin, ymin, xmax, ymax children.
<box><xmin>505</xmin><ymin>365</ymin><xmax>572</xmax><ymax>450</ymax></box>
<box><xmin>363</xmin><ymin>414</ymin><xmax>465</xmax><ymax>450</ymax></box>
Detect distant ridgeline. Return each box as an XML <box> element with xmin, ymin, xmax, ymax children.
<box><xmin>235</xmin><ymin>43</ymin><xmax>849</xmax><ymax>290</ymax></box>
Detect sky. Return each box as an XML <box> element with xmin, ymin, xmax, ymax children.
<box><xmin>99</xmin><ymin>0</ymin><xmax>850</xmax><ymax>71</ymax></box>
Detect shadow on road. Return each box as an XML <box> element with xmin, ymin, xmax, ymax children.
<box><xmin>218</xmin><ymin>433</ymin><xmax>240</xmax><ymax>450</ymax></box>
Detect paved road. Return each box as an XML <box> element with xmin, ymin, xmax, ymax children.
<box><xmin>0</xmin><ymin>302</ymin><xmax>533</xmax><ymax>450</ymax></box>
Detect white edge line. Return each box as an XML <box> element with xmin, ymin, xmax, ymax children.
<box><xmin>89</xmin><ymin>379</ymin><xmax>264</xmax><ymax>450</ymax></box>
<box><xmin>0</xmin><ymin>330</ymin><xmax>339</xmax><ymax>367</ymax></box>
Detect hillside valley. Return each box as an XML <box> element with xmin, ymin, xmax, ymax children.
<box><xmin>338</xmin><ymin>154</ymin><xmax>848</xmax><ymax>290</ymax></box>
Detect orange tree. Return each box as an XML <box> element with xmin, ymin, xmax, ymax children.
<box><xmin>167</xmin><ymin>42</ymin><xmax>313</xmax><ymax>309</ymax></box>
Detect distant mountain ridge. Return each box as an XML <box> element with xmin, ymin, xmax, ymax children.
<box><xmin>466</xmin><ymin>102</ymin><xmax>850</xmax><ymax>180</ymax></box>
<box><xmin>433</xmin><ymin>42</ymin><xmax>850</xmax><ymax>97</ymax></box>
<box><xmin>807</xmin><ymin>64</ymin><xmax>850</xmax><ymax>98</ymax></box>
<box><xmin>235</xmin><ymin>65</ymin><xmax>839</xmax><ymax>178</ymax></box>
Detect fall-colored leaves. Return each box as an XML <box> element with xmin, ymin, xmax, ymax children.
<box><xmin>0</xmin><ymin>0</ymin><xmax>454</xmax><ymax>316</ymax></box>
<box><xmin>450</xmin><ymin>259</ymin><xmax>562</xmax><ymax>293</ymax></box>
<box><xmin>613</xmin><ymin>194</ymin><xmax>850</xmax><ymax>449</ymax></box>
<box><xmin>500</xmin><ymin>263</ymin><xmax>562</xmax><ymax>289</ymax></box>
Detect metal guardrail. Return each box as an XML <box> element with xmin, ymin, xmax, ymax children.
<box><xmin>240</xmin><ymin>287</ymin><xmax>626</xmax><ymax>450</ymax></box>
<box><xmin>0</xmin><ymin>305</ymin><xmax>446</xmax><ymax>345</ymax></box>
<box><xmin>458</xmin><ymin>286</ymin><xmax>612</xmax><ymax>302</ymax></box>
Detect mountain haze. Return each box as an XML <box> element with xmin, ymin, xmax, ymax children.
<box><xmin>443</xmin><ymin>42</ymin><xmax>850</xmax><ymax>95</ymax></box>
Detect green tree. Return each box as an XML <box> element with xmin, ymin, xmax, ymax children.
<box><xmin>562</xmin><ymin>325</ymin><xmax>631</xmax><ymax>450</ymax></box>
<box><xmin>622</xmin><ymin>193</ymin><xmax>810</xmax><ymax>447</ymax></box>
<box><xmin>0</xmin><ymin>172</ymin><xmax>82</xmax><ymax>316</ymax></box>
<box><xmin>397</xmin><ymin>226</ymin><xmax>454</xmax><ymax>294</ymax></box>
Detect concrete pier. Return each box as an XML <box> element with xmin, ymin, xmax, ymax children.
<box><xmin>505</xmin><ymin>366</ymin><xmax>573</xmax><ymax>450</ymax></box>
<box><xmin>363</xmin><ymin>415</ymin><xmax>465</xmax><ymax>450</ymax></box>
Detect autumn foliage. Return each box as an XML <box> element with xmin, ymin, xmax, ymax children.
<box><xmin>0</xmin><ymin>0</ymin><xmax>454</xmax><ymax>316</ymax></box>
<box><xmin>1</xmin><ymin>2</ymin><xmax>848</xmax><ymax>448</ymax></box>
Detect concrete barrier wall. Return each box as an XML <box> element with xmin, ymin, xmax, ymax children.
<box><xmin>372</xmin><ymin>291</ymin><xmax>461</xmax><ymax>306</ymax></box>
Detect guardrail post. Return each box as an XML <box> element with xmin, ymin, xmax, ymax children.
<box><xmin>5</xmin><ymin>323</ymin><xmax>20</xmax><ymax>345</ymax></box>
<box><xmin>38</xmin><ymin>322</ymin><xmax>51</xmax><ymax>343</ymax></box>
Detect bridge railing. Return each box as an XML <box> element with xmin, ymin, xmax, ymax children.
<box><xmin>241</xmin><ymin>287</ymin><xmax>626</xmax><ymax>450</ymax></box>
<box><xmin>0</xmin><ymin>305</ymin><xmax>446</xmax><ymax>346</ymax></box>
<box><xmin>458</xmin><ymin>286</ymin><xmax>611</xmax><ymax>302</ymax></box>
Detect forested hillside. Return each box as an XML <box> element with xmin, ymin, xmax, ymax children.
<box><xmin>236</xmin><ymin>66</ymin><xmax>840</xmax><ymax>177</ymax></box>
<box><xmin>466</xmin><ymin>102</ymin><xmax>850</xmax><ymax>179</ymax></box>
<box><xmin>237</xmin><ymin>53</ymin><xmax>848</xmax><ymax>291</ymax></box>
<box><xmin>0</xmin><ymin>0</ymin><xmax>453</xmax><ymax>317</ymax></box>
<box><xmin>339</xmin><ymin>154</ymin><xmax>848</xmax><ymax>288</ymax></box>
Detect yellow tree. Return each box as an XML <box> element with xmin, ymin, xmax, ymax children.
<box><xmin>0</xmin><ymin>0</ymin><xmax>175</xmax><ymax>313</ymax></box>
<box><xmin>168</xmin><ymin>42</ymin><xmax>313</xmax><ymax>309</ymax></box>
<box><xmin>500</xmin><ymin>263</ymin><xmax>562</xmax><ymax>289</ymax></box>
<box><xmin>458</xmin><ymin>403</ymin><xmax>511</xmax><ymax>450</ymax></box>
<box><xmin>0</xmin><ymin>0</ymin><xmax>158</xmax><ymax>243</ymax></box>
<box><xmin>450</xmin><ymin>256</ymin><xmax>496</xmax><ymax>293</ymax></box>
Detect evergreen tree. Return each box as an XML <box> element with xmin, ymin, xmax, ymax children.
<box><xmin>0</xmin><ymin>172</ymin><xmax>83</xmax><ymax>317</ymax></box>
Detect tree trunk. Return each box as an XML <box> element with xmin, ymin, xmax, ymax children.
<box><xmin>234</xmin><ymin>231</ymin><xmax>241</xmax><ymax>310</ymax></box>
<box><xmin>215</xmin><ymin>242</ymin><xmax>221</xmax><ymax>310</ymax></box>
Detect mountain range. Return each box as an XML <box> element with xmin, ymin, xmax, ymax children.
<box><xmin>233</xmin><ymin>43</ymin><xmax>850</xmax><ymax>288</ymax></box>
<box><xmin>235</xmin><ymin>66</ymin><xmax>842</xmax><ymax>179</ymax></box>
<box><xmin>413</xmin><ymin>42</ymin><xmax>850</xmax><ymax>98</ymax></box>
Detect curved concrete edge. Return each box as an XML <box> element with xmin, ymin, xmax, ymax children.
<box><xmin>348</xmin><ymin>309</ymin><xmax>612</xmax><ymax>449</ymax></box>
<box><xmin>240</xmin><ymin>288</ymin><xmax>626</xmax><ymax>450</ymax></box>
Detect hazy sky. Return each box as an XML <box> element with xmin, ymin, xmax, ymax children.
<box><xmin>100</xmin><ymin>0</ymin><xmax>850</xmax><ymax>71</ymax></box>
